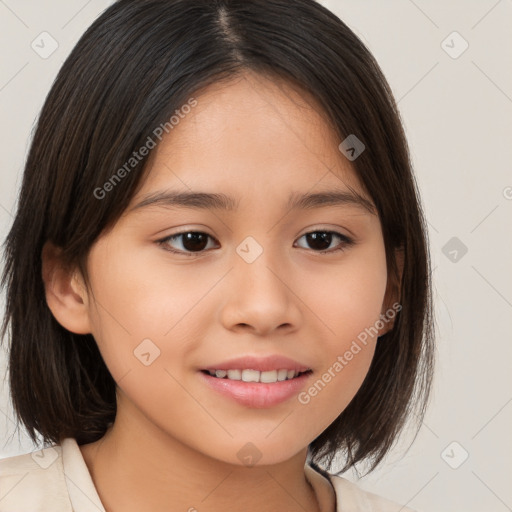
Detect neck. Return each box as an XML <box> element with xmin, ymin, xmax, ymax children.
<box><xmin>79</xmin><ymin>397</ymin><xmax>333</xmax><ymax>512</ymax></box>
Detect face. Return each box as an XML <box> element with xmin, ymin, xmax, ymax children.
<box><xmin>69</xmin><ymin>72</ymin><xmax>395</xmax><ymax>465</ymax></box>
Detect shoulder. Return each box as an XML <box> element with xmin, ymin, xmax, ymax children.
<box><xmin>0</xmin><ymin>443</ymin><xmax>73</xmax><ymax>511</ymax></box>
<box><xmin>328</xmin><ymin>473</ymin><xmax>418</xmax><ymax>512</ymax></box>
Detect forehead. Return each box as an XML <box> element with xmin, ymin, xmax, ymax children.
<box><xmin>132</xmin><ymin>72</ymin><xmax>368</xmax><ymax>208</ymax></box>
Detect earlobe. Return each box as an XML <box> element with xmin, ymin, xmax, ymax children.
<box><xmin>41</xmin><ymin>242</ymin><xmax>92</xmax><ymax>334</ymax></box>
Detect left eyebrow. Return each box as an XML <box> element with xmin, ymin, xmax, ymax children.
<box><xmin>286</xmin><ymin>190</ymin><xmax>376</xmax><ymax>214</ymax></box>
<box><xmin>129</xmin><ymin>188</ymin><xmax>376</xmax><ymax>215</ymax></box>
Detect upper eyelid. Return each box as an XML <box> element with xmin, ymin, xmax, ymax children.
<box><xmin>162</xmin><ymin>231</ymin><xmax>220</xmax><ymax>243</ymax></box>
<box><xmin>160</xmin><ymin>228</ymin><xmax>352</xmax><ymax>241</ymax></box>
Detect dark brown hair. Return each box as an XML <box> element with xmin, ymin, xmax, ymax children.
<box><xmin>1</xmin><ymin>0</ymin><xmax>434</xmax><ymax>473</ymax></box>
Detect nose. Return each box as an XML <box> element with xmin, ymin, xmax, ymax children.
<box><xmin>218</xmin><ymin>247</ymin><xmax>302</xmax><ymax>336</ymax></box>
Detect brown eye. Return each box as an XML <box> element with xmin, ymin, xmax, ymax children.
<box><xmin>159</xmin><ymin>232</ymin><xmax>218</xmax><ymax>255</ymax></box>
<box><xmin>295</xmin><ymin>231</ymin><xmax>354</xmax><ymax>254</ymax></box>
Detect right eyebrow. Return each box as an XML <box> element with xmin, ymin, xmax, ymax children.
<box><xmin>130</xmin><ymin>191</ymin><xmax>239</xmax><ymax>212</ymax></box>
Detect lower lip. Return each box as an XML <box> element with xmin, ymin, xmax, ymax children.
<box><xmin>199</xmin><ymin>371</ymin><xmax>312</xmax><ymax>408</ymax></box>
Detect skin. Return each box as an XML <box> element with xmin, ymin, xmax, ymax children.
<box><xmin>43</xmin><ymin>71</ymin><xmax>401</xmax><ymax>512</ymax></box>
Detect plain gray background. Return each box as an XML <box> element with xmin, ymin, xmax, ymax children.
<box><xmin>1</xmin><ymin>1</ymin><xmax>511</xmax><ymax>511</ymax></box>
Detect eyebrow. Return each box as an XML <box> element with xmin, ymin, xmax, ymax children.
<box><xmin>130</xmin><ymin>188</ymin><xmax>376</xmax><ymax>214</ymax></box>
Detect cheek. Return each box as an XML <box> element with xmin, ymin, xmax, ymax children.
<box><xmin>295</xmin><ymin>247</ymin><xmax>387</xmax><ymax>423</ymax></box>
<box><xmin>83</xmin><ymin>241</ymin><xmax>220</xmax><ymax>381</ymax></box>
<box><xmin>306</xmin><ymin>245</ymin><xmax>388</xmax><ymax>342</ymax></box>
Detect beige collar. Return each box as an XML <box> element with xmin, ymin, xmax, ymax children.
<box><xmin>304</xmin><ymin>462</ymin><xmax>337</xmax><ymax>512</ymax></box>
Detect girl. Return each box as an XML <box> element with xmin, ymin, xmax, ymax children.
<box><xmin>0</xmin><ymin>1</ymin><xmax>434</xmax><ymax>511</ymax></box>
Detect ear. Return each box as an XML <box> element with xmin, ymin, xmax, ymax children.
<box><xmin>378</xmin><ymin>247</ymin><xmax>404</xmax><ymax>336</ymax></box>
<box><xmin>41</xmin><ymin>242</ymin><xmax>92</xmax><ymax>334</ymax></box>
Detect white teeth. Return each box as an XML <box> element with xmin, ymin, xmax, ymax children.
<box><xmin>227</xmin><ymin>369</ymin><xmax>242</xmax><ymax>380</ymax></box>
<box><xmin>242</xmin><ymin>369</ymin><xmax>260</xmax><ymax>382</ymax></box>
<box><xmin>207</xmin><ymin>368</ymin><xmax>304</xmax><ymax>382</ymax></box>
<box><xmin>277</xmin><ymin>369</ymin><xmax>288</xmax><ymax>381</ymax></box>
<box><xmin>260</xmin><ymin>370</ymin><xmax>278</xmax><ymax>383</ymax></box>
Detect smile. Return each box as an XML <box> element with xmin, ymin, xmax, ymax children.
<box><xmin>202</xmin><ymin>368</ymin><xmax>312</xmax><ymax>383</ymax></box>
<box><xmin>199</xmin><ymin>369</ymin><xmax>313</xmax><ymax>408</ymax></box>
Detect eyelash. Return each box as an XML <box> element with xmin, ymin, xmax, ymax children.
<box><xmin>156</xmin><ymin>230</ymin><xmax>355</xmax><ymax>257</ymax></box>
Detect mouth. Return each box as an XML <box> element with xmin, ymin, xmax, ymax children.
<box><xmin>200</xmin><ymin>368</ymin><xmax>313</xmax><ymax>383</ymax></box>
<box><xmin>199</xmin><ymin>366</ymin><xmax>313</xmax><ymax>408</ymax></box>
<box><xmin>198</xmin><ymin>354</ymin><xmax>313</xmax><ymax>407</ymax></box>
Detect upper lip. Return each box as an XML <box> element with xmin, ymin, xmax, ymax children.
<box><xmin>202</xmin><ymin>355</ymin><xmax>311</xmax><ymax>373</ymax></box>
